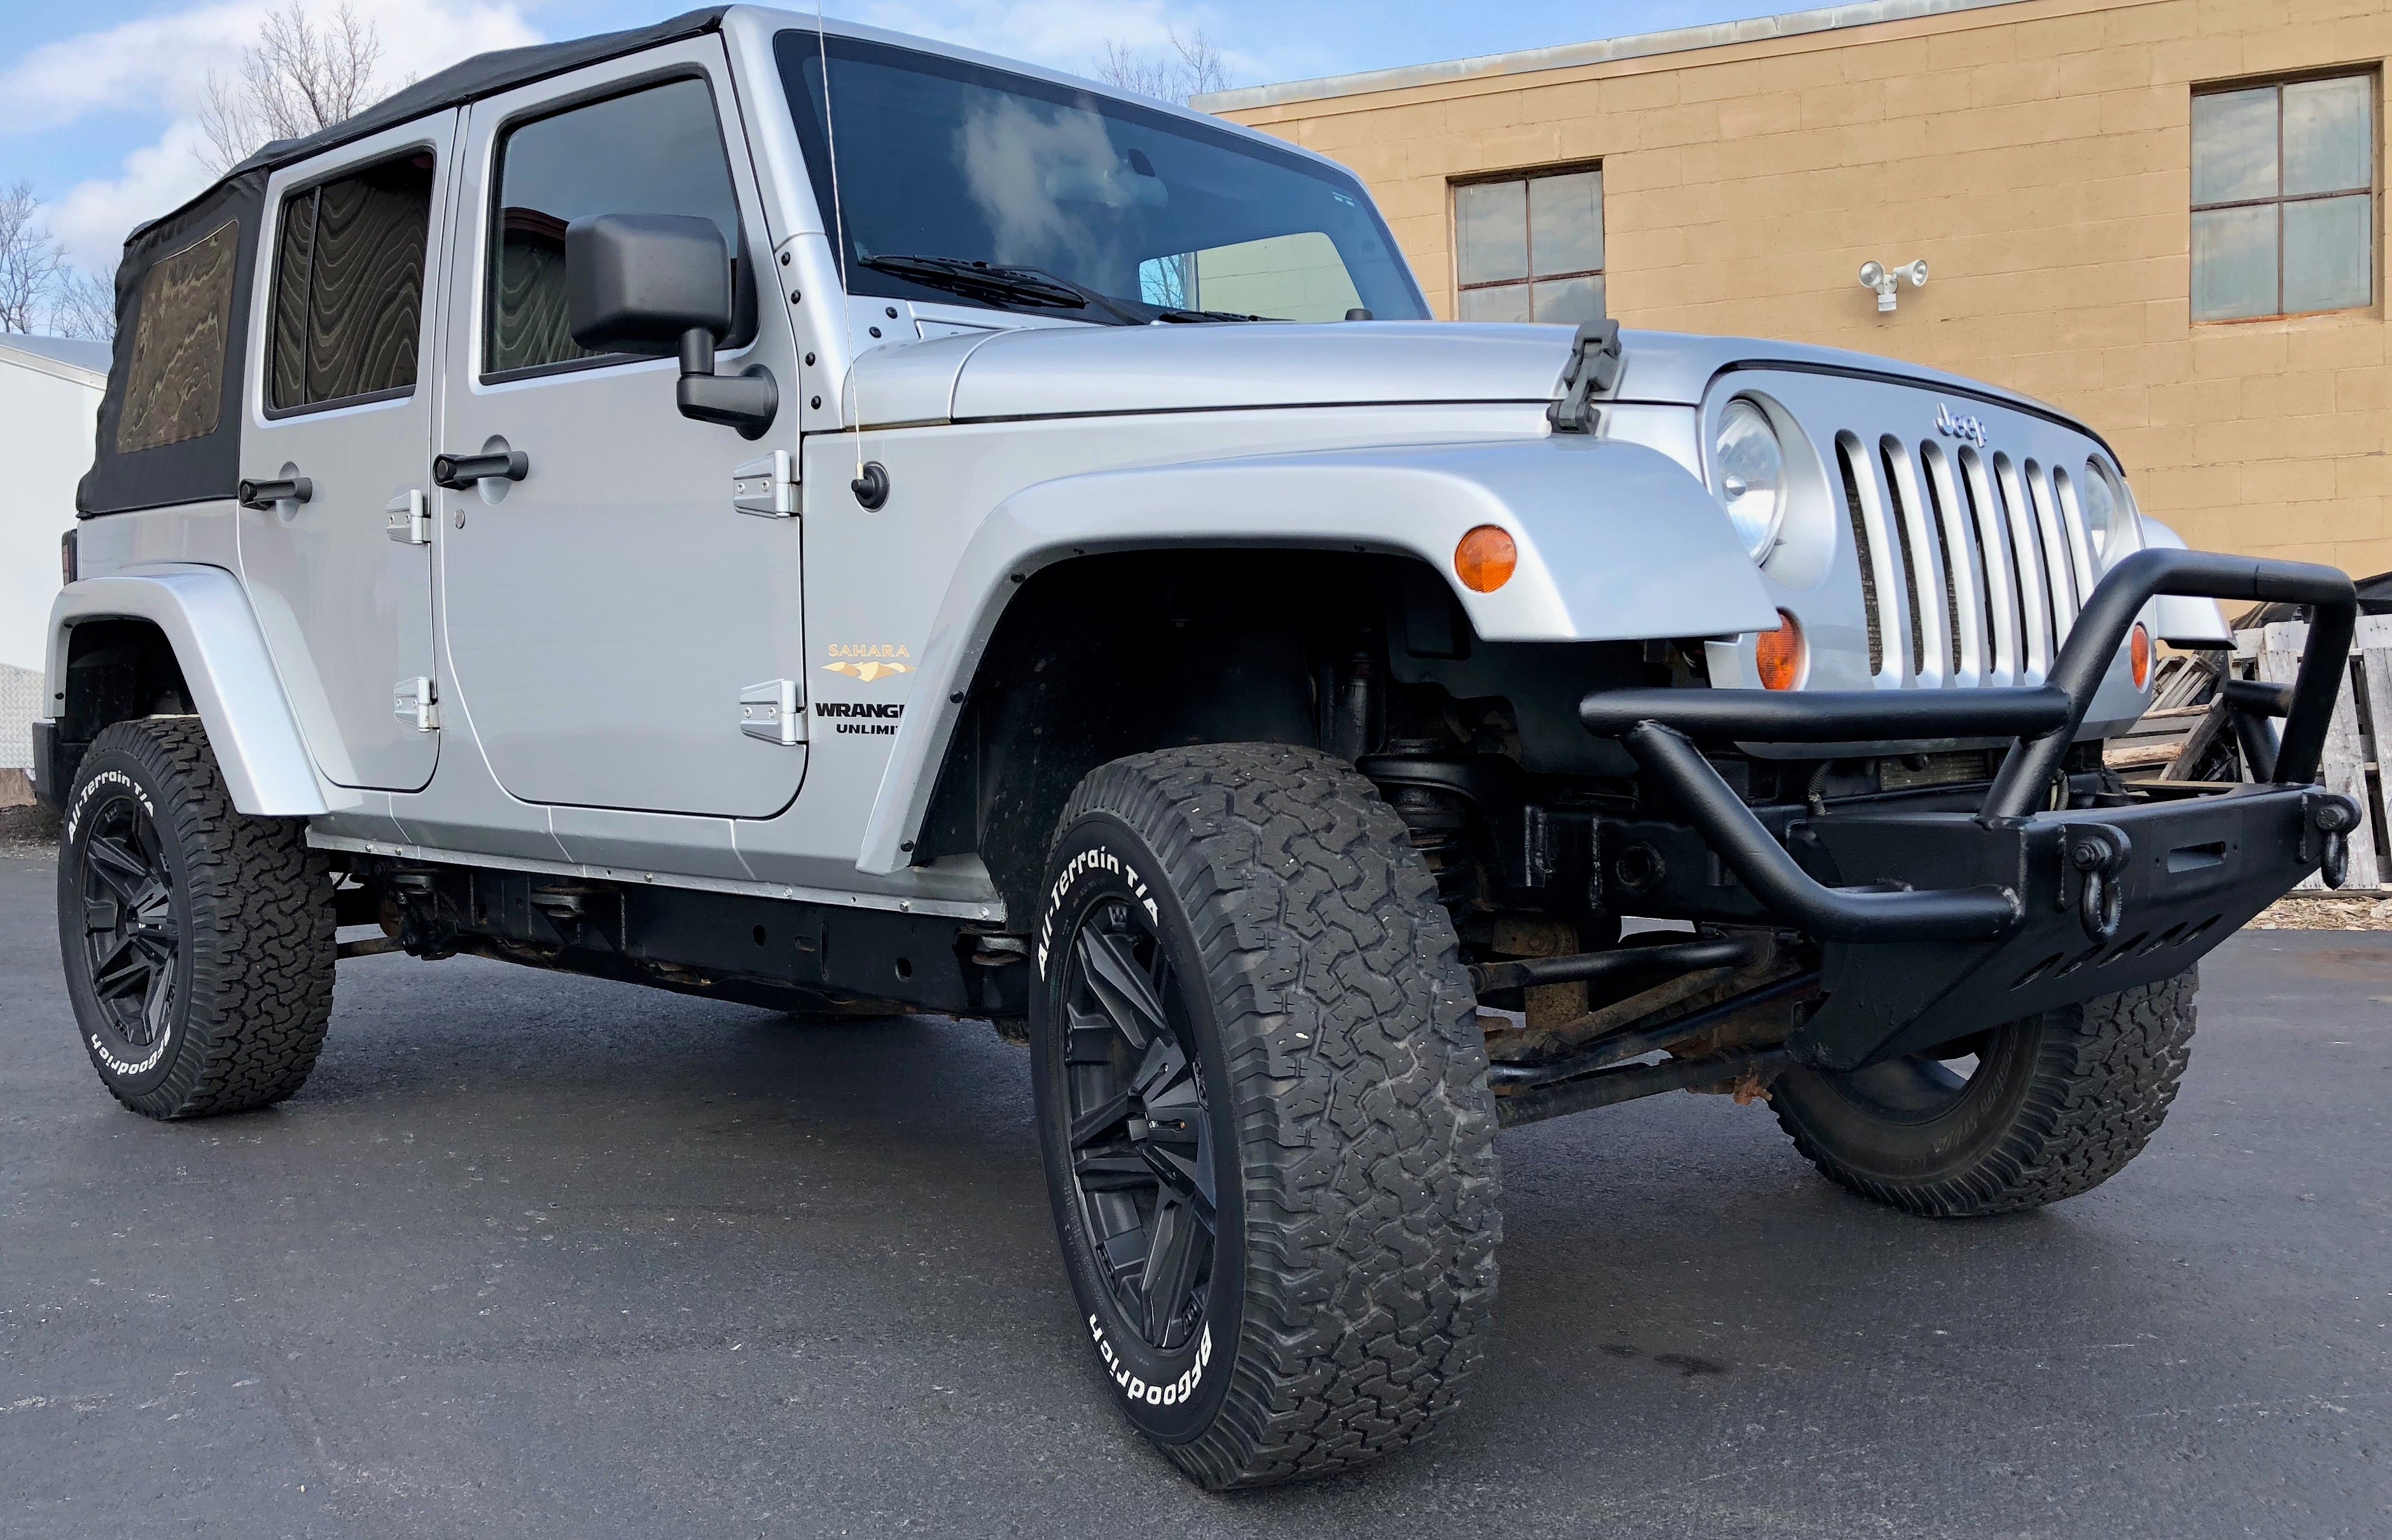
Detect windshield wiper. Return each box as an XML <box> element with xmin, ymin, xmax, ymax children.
<box><xmin>859</xmin><ymin>254</ymin><xmax>1147</xmax><ymax>326</ymax></box>
<box><xmin>1153</xmin><ymin>307</ymin><xmax>1269</xmax><ymax>323</ymax></box>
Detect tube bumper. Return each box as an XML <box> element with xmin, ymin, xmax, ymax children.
<box><xmin>1580</xmin><ymin>549</ymin><xmax>2363</xmax><ymax>1069</ymax></box>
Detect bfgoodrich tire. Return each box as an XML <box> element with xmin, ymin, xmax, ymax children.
<box><xmin>1031</xmin><ymin>744</ymin><xmax>1499</xmax><ymax>1488</ymax></box>
<box><xmin>57</xmin><ymin>717</ymin><xmax>335</xmax><ymax>1120</ymax></box>
<box><xmin>1773</xmin><ymin>971</ymin><xmax>2198</xmax><ymax>1217</ymax></box>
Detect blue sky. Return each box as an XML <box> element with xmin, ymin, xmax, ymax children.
<box><xmin>0</xmin><ymin>0</ymin><xmax>1792</xmax><ymax>271</ymax></box>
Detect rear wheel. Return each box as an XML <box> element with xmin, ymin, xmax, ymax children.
<box><xmin>1031</xmin><ymin>744</ymin><xmax>1499</xmax><ymax>1488</ymax></box>
<box><xmin>1774</xmin><ymin>971</ymin><xmax>2197</xmax><ymax>1217</ymax></box>
<box><xmin>58</xmin><ymin>718</ymin><xmax>335</xmax><ymax>1120</ymax></box>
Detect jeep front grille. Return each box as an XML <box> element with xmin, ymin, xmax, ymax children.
<box><xmin>1834</xmin><ymin>428</ymin><xmax>2097</xmax><ymax>688</ymax></box>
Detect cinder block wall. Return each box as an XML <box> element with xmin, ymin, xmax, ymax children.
<box><xmin>1214</xmin><ymin>0</ymin><xmax>2392</xmax><ymax>576</ymax></box>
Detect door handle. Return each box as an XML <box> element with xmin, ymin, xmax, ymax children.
<box><xmin>432</xmin><ymin>449</ymin><xmax>529</xmax><ymax>490</ymax></box>
<box><xmin>237</xmin><ymin>475</ymin><xmax>313</xmax><ymax>510</ymax></box>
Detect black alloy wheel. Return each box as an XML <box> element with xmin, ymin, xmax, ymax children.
<box><xmin>59</xmin><ymin>716</ymin><xmax>335</xmax><ymax>1119</ymax></box>
<box><xmin>1032</xmin><ymin>745</ymin><xmax>1499</xmax><ymax>1489</ymax></box>
<box><xmin>76</xmin><ymin>787</ymin><xmax>184</xmax><ymax>1073</ymax></box>
<box><xmin>1057</xmin><ymin>899</ymin><xmax>1217</xmax><ymax>1354</ymax></box>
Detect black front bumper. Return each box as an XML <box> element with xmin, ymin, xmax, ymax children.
<box><xmin>1580</xmin><ymin>549</ymin><xmax>2364</xmax><ymax>1071</ymax></box>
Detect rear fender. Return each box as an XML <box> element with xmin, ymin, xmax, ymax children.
<box><xmin>854</xmin><ymin>435</ymin><xmax>1777</xmax><ymax>875</ymax></box>
<box><xmin>47</xmin><ymin>564</ymin><xmax>328</xmax><ymax>817</ymax></box>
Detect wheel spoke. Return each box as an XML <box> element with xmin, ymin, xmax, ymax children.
<box><xmin>1069</xmin><ymin>1090</ymin><xmax>1135</xmax><ymax>1149</ymax></box>
<box><xmin>1063</xmin><ymin>1010</ymin><xmax>1119</xmax><ymax>1065</ymax></box>
<box><xmin>1139</xmin><ymin>1198</ymin><xmax>1206</xmax><ymax>1347</ymax></box>
<box><xmin>1072</xmin><ymin>1148</ymin><xmax>1155</xmax><ymax>1193</ymax></box>
<box><xmin>141</xmin><ymin>959</ymin><xmax>174</xmax><ymax>1044</ymax></box>
<box><xmin>90</xmin><ymin>935</ymin><xmax>155</xmax><ymax>1001</ymax></box>
<box><xmin>86</xmin><ymin>835</ymin><xmax>150</xmax><ymax>898</ymax></box>
<box><xmin>1076</xmin><ymin>927</ymin><xmax>1167</xmax><ymax>1050</ymax></box>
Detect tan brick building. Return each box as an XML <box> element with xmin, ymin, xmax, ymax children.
<box><xmin>1203</xmin><ymin>0</ymin><xmax>2392</xmax><ymax>577</ymax></box>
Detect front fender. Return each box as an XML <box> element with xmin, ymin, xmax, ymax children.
<box><xmin>47</xmin><ymin>565</ymin><xmax>329</xmax><ymax>817</ymax></box>
<box><xmin>854</xmin><ymin>435</ymin><xmax>1778</xmax><ymax>875</ymax></box>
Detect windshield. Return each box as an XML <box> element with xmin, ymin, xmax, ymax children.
<box><xmin>775</xmin><ymin>31</ymin><xmax>1429</xmax><ymax>324</ymax></box>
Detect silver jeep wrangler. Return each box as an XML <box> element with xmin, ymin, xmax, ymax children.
<box><xmin>39</xmin><ymin>4</ymin><xmax>2365</xmax><ymax>1488</ymax></box>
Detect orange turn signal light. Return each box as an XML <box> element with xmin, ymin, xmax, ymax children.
<box><xmin>2129</xmin><ymin>622</ymin><xmax>2152</xmax><ymax>690</ymax></box>
<box><xmin>1756</xmin><ymin>610</ymin><xmax>1805</xmax><ymax>691</ymax></box>
<box><xmin>1454</xmin><ymin>525</ymin><xmax>1517</xmax><ymax>593</ymax></box>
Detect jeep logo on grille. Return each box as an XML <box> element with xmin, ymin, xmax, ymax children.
<box><xmin>1934</xmin><ymin>403</ymin><xmax>1989</xmax><ymax>449</ymax></box>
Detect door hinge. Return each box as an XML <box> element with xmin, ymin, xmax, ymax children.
<box><xmin>384</xmin><ymin>489</ymin><xmax>431</xmax><ymax>545</ymax></box>
<box><xmin>732</xmin><ymin>450</ymin><xmax>796</xmax><ymax>518</ymax></box>
<box><xmin>739</xmin><ymin>678</ymin><xmax>805</xmax><ymax>745</ymax></box>
<box><xmin>394</xmin><ymin>677</ymin><xmax>439</xmax><ymax>732</ymax></box>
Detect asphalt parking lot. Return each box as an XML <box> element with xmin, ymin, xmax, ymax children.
<box><xmin>3</xmin><ymin>849</ymin><xmax>2388</xmax><ymax>1539</ymax></box>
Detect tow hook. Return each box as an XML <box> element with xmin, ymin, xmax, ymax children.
<box><xmin>2060</xmin><ymin>824</ymin><xmax>2132</xmax><ymax>943</ymax></box>
<box><xmin>2302</xmin><ymin>792</ymin><xmax>2364</xmax><ymax>891</ymax></box>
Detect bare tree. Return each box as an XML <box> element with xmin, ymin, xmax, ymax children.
<box><xmin>198</xmin><ymin>2</ymin><xmax>395</xmax><ymax>175</ymax></box>
<box><xmin>1095</xmin><ymin>29</ymin><xmax>1232</xmax><ymax>106</ymax></box>
<box><xmin>50</xmin><ymin>262</ymin><xmax>120</xmax><ymax>343</ymax></box>
<box><xmin>0</xmin><ymin>181</ymin><xmax>67</xmax><ymax>335</ymax></box>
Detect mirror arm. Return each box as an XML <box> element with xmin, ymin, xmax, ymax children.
<box><xmin>674</xmin><ymin>324</ymin><xmax>778</xmax><ymax>440</ymax></box>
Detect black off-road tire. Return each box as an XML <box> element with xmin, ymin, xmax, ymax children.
<box><xmin>58</xmin><ymin>717</ymin><xmax>335</xmax><ymax>1120</ymax></box>
<box><xmin>1031</xmin><ymin>744</ymin><xmax>1499</xmax><ymax>1488</ymax></box>
<box><xmin>1774</xmin><ymin>971</ymin><xmax>2198</xmax><ymax>1217</ymax></box>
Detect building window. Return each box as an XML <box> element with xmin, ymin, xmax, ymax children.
<box><xmin>2192</xmin><ymin>74</ymin><xmax>2375</xmax><ymax>322</ymax></box>
<box><xmin>1454</xmin><ymin>167</ymin><xmax>1603</xmax><ymax>324</ymax></box>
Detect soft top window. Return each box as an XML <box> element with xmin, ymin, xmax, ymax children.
<box><xmin>116</xmin><ymin>221</ymin><xmax>239</xmax><ymax>454</ymax></box>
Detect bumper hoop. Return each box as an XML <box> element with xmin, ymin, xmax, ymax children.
<box><xmin>1577</xmin><ymin>550</ymin><xmax>2364</xmax><ymax>1069</ymax></box>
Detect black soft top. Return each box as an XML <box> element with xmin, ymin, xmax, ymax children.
<box><xmin>83</xmin><ymin>7</ymin><xmax>732</xmax><ymax>516</ymax></box>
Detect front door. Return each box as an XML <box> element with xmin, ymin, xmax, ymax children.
<box><xmin>436</xmin><ymin>46</ymin><xmax>808</xmax><ymax>818</ymax></box>
<box><xmin>239</xmin><ymin>114</ymin><xmax>455</xmax><ymax>791</ymax></box>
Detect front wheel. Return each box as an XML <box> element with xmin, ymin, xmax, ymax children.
<box><xmin>1031</xmin><ymin>744</ymin><xmax>1499</xmax><ymax>1488</ymax></box>
<box><xmin>57</xmin><ymin>718</ymin><xmax>335</xmax><ymax>1119</ymax></box>
<box><xmin>1773</xmin><ymin>971</ymin><xmax>2198</xmax><ymax>1217</ymax></box>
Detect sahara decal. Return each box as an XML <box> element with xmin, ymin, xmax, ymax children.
<box><xmin>822</xmin><ymin>642</ymin><xmax>913</xmax><ymax>682</ymax></box>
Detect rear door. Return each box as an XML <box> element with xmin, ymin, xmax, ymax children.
<box><xmin>239</xmin><ymin>113</ymin><xmax>455</xmax><ymax>791</ymax></box>
<box><xmin>434</xmin><ymin>43</ymin><xmax>808</xmax><ymax>817</ymax></box>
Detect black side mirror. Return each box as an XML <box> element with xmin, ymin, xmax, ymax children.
<box><xmin>565</xmin><ymin>213</ymin><xmax>777</xmax><ymax>439</ymax></box>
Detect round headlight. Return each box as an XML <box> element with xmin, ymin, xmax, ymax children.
<box><xmin>1714</xmin><ymin>398</ymin><xmax>1786</xmax><ymax>560</ymax></box>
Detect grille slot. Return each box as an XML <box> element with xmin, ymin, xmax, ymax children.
<box><xmin>1830</xmin><ymin>427</ymin><xmax>2099</xmax><ymax>688</ymax></box>
<box><xmin>1837</xmin><ymin>435</ymin><xmax>1885</xmax><ymax>677</ymax></box>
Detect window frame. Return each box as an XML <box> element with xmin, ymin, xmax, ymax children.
<box><xmin>1450</xmin><ymin>162</ymin><xmax>1606</xmax><ymax>323</ymax></box>
<box><xmin>477</xmin><ymin>67</ymin><xmax>753</xmax><ymax>387</ymax></box>
<box><xmin>261</xmin><ymin>144</ymin><xmax>443</xmax><ymax>422</ymax></box>
<box><xmin>2190</xmin><ymin>68</ymin><xmax>2381</xmax><ymax>325</ymax></box>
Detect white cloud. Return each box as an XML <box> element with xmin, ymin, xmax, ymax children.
<box><xmin>9</xmin><ymin>0</ymin><xmax>539</xmax><ymax>268</ymax></box>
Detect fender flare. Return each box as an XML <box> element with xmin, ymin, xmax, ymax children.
<box><xmin>854</xmin><ymin>435</ymin><xmax>1778</xmax><ymax>875</ymax></box>
<box><xmin>47</xmin><ymin>564</ymin><xmax>330</xmax><ymax>817</ymax></box>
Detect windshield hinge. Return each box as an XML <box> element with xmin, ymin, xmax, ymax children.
<box><xmin>1547</xmin><ymin>319</ymin><xmax>1623</xmax><ymax>436</ymax></box>
<box><xmin>733</xmin><ymin>450</ymin><xmax>797</xmax><ymax>518</ymax></box>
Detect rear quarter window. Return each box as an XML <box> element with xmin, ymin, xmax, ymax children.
<box><xmin>116</xmin><ymin>221</ymin><xmax>239</xmax><ymax>453</ymax></box>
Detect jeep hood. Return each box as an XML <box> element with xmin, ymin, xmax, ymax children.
<box><xmin>845</xmin><ymin>320</ymin><xmax>2085</xmax><ymax>430</ymax></box>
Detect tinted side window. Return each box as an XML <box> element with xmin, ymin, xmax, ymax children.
<box><xmin>270</xmin><ymin>153</ymin><xmax>436</xmax><ymax>412</ymax></box>
<box><xmin>486</xmin><ymin>78</ymin><xmax>744</xmax><ymax>379</ymax></box>
<box><xmin>117</xmin><ymin>221</ymin><xmax>239</xmax><ymax>453</ymax></box>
